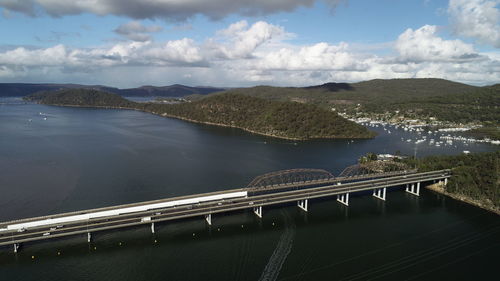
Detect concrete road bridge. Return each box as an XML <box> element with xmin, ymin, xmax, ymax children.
<box><xmin>0</xmin><ymin>166</ymin><xmax>450</xmax><ymax>253</ymax></box>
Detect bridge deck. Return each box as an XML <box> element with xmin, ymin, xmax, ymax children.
<box><xmin>0</xmin><ymin>169</ymin><xmax>450</xmax><ymax>249</ymax></box>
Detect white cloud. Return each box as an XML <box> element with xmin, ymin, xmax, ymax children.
<box><xmin>0</xmin><ymin>44</ymin><xmax>69</xmax><ymax>66</ymax></box>
<box><xmin>0</xmin><ymin>21</ymin><xmax>499</xmax><ymax>87</ymax></box>
<box><xmin>0</xmin><ymin>39</ymin><xmax>205</xmax><ymax>72</ymax></box>
<box><xmin>208</xmin><ymin>20</ymin><xmax>289</xmax><ymax>59</ymax></box>
<box><xmin>255</xmin><ymin>42</ymin><xmax>367</xmax><ymax>71</ymax></box>
<box><xmin>0</xmin><ymin>0</ymin><xmax>346</xmax><ymax>21</ymax></box>
<box><xmin>144</xmin><ymin>38</ymin><xmax>205</xmax><ymax>65</ymax></box>
<box><xmin>448</xmin><ymin>0</ymin><xmax>500</xmax><ymax>48</ymax></box>
<box><xmin>395</xmin><ymin>25</ymin><xmax>481</xmax><ymax>63</ymax></box>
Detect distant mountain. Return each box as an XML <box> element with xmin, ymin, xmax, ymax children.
<box><xmin>0</xmin><ymin>83</ymin><xmax>115</xmax><ymax>97</ymax></box>
<box><xmin>0</xmin><ymin>83</ymin><xmax>225</xmax><ymax>97</ymax></box>
<box><xmin>118</xmin><ymin>84</ymin><xmax>225</xmax><ymax>97</ymax></box>
<box><xmin>206</xmin><ymin>78</ymin><xmax>498</xmax><ymax>125</ymax></box>
<box><xmin>303</xmin><ymin>82</ymin><xmax>354</xmax><ymax>92</ymax></box>
<box><xmin>219</xmin><ymin>78</ymin><xmax>480</xmax><ymax>104</ymax></box>
<box><xmin>300</xmin><ymin>78</ymin><xmax>478</xmax><ymax>101</ymax></box>
<box><xmin>342</xmin><ymin>78</ymin><xmax>478</xmax><ymax>101</ymax></box>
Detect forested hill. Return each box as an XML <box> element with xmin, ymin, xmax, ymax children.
<box><xmin>24</xmin><ymin>89</ymin><xmax>376</xmax><ymax>140</ymax></box>
<box><xmin>118</xmin><ymin>84</ymin><xmax>225</xmax><ymax>97</ymax></box>
<box><xmin>215</xmin><ymin>78</ymin><xmax>499</xmax><ymax>125</ymax></box>
<box><xmin>141</xmin><ymin>93</ymin><xmax>376</xmax><ymax>139</ymax></box>
<box><xmin>0</xmin><ymin>83</ymin><xmax>224</xmax><ymax>97</ymax></box>
<box><xmin>405</xmin><ymin>151</ymin><xmax>499</xmax><ymax>214</ymax></box>
<box><xmin>218</xmin><ymin>78</ymin><xmax>477</xmax><ymax>103</ymax></box>
<box><xmin>24</xmin><ymin>89</ymin><xmax>135</xmax><ymax>108</ymax></box>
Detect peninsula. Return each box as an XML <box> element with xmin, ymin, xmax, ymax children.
<box><xmin>24</xmin><ymin>89</ymin><xmax>376</xmax><ymax>140</ymax></box>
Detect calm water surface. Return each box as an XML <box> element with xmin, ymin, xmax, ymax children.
<box><xmin>0</xmin><ymin>98</ymin><xmax>498</xmax><ymax>281</ymax></box>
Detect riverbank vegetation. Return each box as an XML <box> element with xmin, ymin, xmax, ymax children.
<box><xmin>24</xmin><ymin>89</ymin><xmax>375</xmax><ymax>140</ymax></box>
<box><xmin>405</xmin><ymin>151</ymin><xmax>499</xmax><ymax>213</ymax></box>
<box><xmin>210</xmin><ymin>79</ymin><xmax>499</xmax><ymax>139</ymax></box>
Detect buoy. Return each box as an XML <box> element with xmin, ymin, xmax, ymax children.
<box><xmin>31</xmin><ymin>255</ymin><xmax>35</xmax><ymax>259</ymax></box>
<box><xmin>57</xmin><ymin>251</ymin><xmax>61</xmax><ymax>256</ymax></box>
<box><xmin>217</xmin><ymin>228</ymin><xmax>220</xmax><ymax>231</ymax></box>
<box><xmin>94</xmin><ymin>246</ymin><xmax>97</xmax><ymax>250</ymax></box>
<box><xmin>241</xmin><ymin>225</ymin><xmax>244</xmax><ymax>228</ymax></box>
<box><xmin>272</xmin><ymin>222</ymin><xmax>275</xmax><ymax>226</ymax></box>
<box><xmin>154</xmin><ymin>239</ymin><xmax>157</xmax><ymax>243</ymax></box>
<box><xmin>119</xmin><ymin>242</ymin><xmax>122</xmax><ymax>246</ymax></box>
<box><xmin>192</xmin><ymin>233</ymin><xmax>195</xmax><ymax>237</ymax></box>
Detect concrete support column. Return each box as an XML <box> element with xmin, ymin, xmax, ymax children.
<box><xmin>406</xmin><ymin>182</ymin><xmax>420</xmax><ymax>196</ymax></box>
<box><xmin>253</xmin><ymin>206</ymin><xmax>262</xmax><ymax>218</ymax></box>
<box><xmin>151</xmin><ymin>222</ymin><xmax>155</xmax><ymax>233</ymax></box>
<box><xmin>298</xmin><ymin>199</ymin><xmax>308</xmax><ymax>212</ymax></box>
<box><xmin>373</xmin><ymin>188</ymin><xmax>386</xmax><ymax>201</ymax></box>
<box><xmin>444</xmin><ymin>178</ymin><xmax>448</xmax><ymax>185</ymax></box>
<box><xmin>205</xmin><ymin>214</ymin><xmax>212</xmax><ymax>225</ymax></box>
<box><xmin>13</xmin><ymin>243</ymin><xmax>19</xmax><ymax>253</ymax></box>
<box><xmin>337</xmin><ymin>193</ymin><xmax>349</xmax><ymax>206</ymax></box>
<box><xmin>87</xmin><ymin>232</ymin><xmax>91</xmax><ymax>243</ymax></box>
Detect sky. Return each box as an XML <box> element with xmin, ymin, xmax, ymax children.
<box><xmin>0</xmin><ymin>0</ymin><xmax>499</xmax><ymax>88</ymax></box>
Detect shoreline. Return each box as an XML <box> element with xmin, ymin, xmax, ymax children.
<box><xmin>426</xmin><ymin>183</ymin><xmax>499</xmax><ymax>215</ymax></box>
<box><xmin>344</xmin><ymin>114</ymin><xmax>499</xmax><ymax>143</ymax></box>
<box><xmin>41</xmin><ymin>102</ymin><xmax>376</xmax><ymax>141</ymax></box>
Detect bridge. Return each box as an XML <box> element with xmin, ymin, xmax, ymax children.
<box><xmin>0</xmin><ymin>166</ymin><xmax>450</xmax><ymax>253</ymax></box>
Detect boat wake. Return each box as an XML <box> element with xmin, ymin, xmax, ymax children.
<box><xmin>258</xmin><ymin>211</ymin><xmax>296</xmax><ymax>281</ymax></box>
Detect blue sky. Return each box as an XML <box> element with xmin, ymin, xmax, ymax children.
<box><xmin>0</xmin><ymin>0</ymin><xmax>498</xmax><ymax>87</ymax></box>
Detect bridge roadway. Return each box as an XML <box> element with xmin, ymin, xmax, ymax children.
<box><xmin>0</xmin><ymin>169</ymin><xmax>450</xmax><ymax>251</ymax></box>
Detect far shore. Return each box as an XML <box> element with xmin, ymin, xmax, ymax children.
<box><xmin>42</xmin><ymin>102</ymin><xmax>376</xmax><ymax>141</ymax></box>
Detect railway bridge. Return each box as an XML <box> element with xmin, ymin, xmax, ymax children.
<box><xmin>0</xmin><ymin>165</ymin><xmax>451</xmax><ymax>253</ymax></box>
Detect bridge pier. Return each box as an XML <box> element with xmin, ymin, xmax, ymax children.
<box><xmin>13</xmin><ymin>243</ymin><xmax>19</xmax><ymax>253</ymax></box>
<box><xmin>337</xmin><ymin>193</ymin><xmax>349</xmax><ymax>206</ymax></box>
<box><xmin>406</xmin><ymin>182</ymin><xmax>420</xmax><ymax>196</ymax></box>
<box><xmin>205</xmin><ymin>214</ymin><xmax>212</xmax><ymax>225</ymax></box>
<box><xmin>87</xmin><ymin>232</ymin><xmax>91</xmax><ymax>243</ymax></box>
<box><xmin>151</xmin><ymin>222</ymin><xmax>155</xmax><ymax>233</ymax></box>
<box><xmin>444</xmin><ymin>178</ymin><xmax>448</xmax><ymax>185</ymax></box>
<box><xmin>298</xmin><ymin>199</ymin><xmax>308</xmax><ymax>212</ymax></box>
<box><xmin>253</xmin><ymin>206</ymin><xmax>262</xmax><ymax>218</ymax></box>
<box><xmin>373</xmin><ymin>188</ymin><xmax>386</xmax><ymax>201</ymax></box>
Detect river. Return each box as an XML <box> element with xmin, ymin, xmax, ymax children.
<box><xmin>0</xmin><ymin>98</ymin><xmax>498</xmax><ymax>281</ymax></box>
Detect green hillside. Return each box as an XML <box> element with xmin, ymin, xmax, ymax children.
<box><xmin>405</xmin><ymin>151</ymin><xmax>500</xmax><ymax>213</ymax></box>
<box><xmin>25</xmin><ymin>89</ymin><xmax>135</xmax><ymax>108</ymax></box>
<box><xmin>215</xmin><ymin>78</ymin><xmax>477</xmax><ymax>104</ymax></box>
<box><xmin>142</xmin><ymin>93</ymin><xmax>375</xmax><ymax>140</ymax></box>
<box><xmin>210</xmin><ymin>78</ymin><xmax>498</xmax><ymax>125</ymax></box>
<box><xmin>25</xmin><ymin>89</ymin><xmax>375</xmax><ymax>140</ymax></box>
